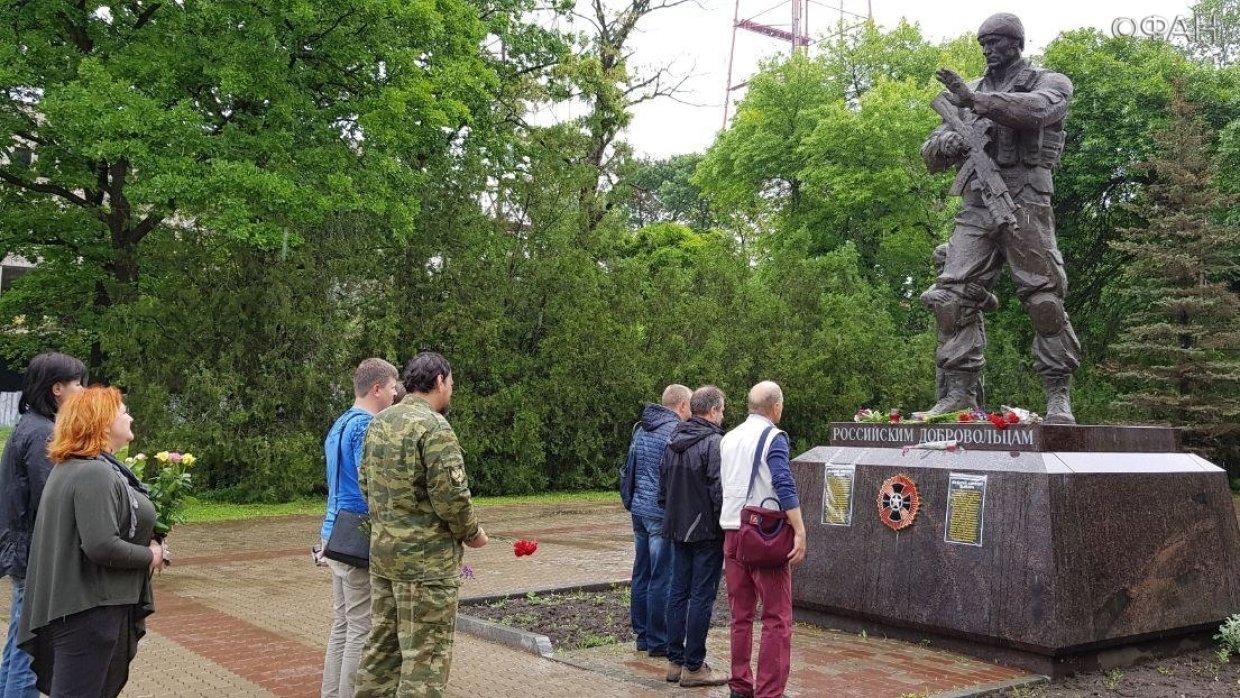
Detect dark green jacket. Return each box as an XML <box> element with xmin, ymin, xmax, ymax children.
<box><xmin>18</xmin><ymin>455</ymin><xmax>156</xmax><ymax>648</ymax></box>
<box><xmin>361</xmin><ymin>396</ymin><xmax>480</xmax><ymax>584</ymax></box>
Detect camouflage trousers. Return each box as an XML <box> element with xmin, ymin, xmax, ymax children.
<box><xmin>353</xmin><ymin>576</ymin><xmax>460</xmax><ymax>698</ymax></box>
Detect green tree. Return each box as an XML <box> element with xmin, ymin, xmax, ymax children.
<box><xmin>0</xmin><ymin>0</ymin><xmax>494</xmax><ymax>376</ymax></box>
<box><xmin>1041</xmin><ymin>32</ymin><xmax>1194</xmax><ymax>325</ymax></box>
<box><xmin>619</xmin><ymin>155</ymin><xmax>716</xmax><ymax>231</ymax></box>
<box><xmin>104</xmin><ymin>214</ymin><xmax>396</xmax><ymax>500</ymax></box>
<box><xmin>1108</xmin><ymin>89</ymin><xmax>1240</xmax><ymax>469</ymax></box>
<box><xmin>696</xmin><ymin>22</ymin><xmax>983</xmax><ymax>289</ymax></box>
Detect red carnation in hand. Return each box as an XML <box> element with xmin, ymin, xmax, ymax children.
<box><xmin>513</xmin><ymin>539</ymin><xmax>539</xmax><ymax>557</ymax></box>
<box><xmin>987</xmin><ymin>413</ymin><xmax>1008</xmax><ymax>430</ymax></box>
<box><xmin>1005</xmin><ymin>411</ymin><xmax>1020</xmax><ymax>424</ymax></box>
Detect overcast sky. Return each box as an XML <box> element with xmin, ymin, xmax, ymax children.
<box><xmin>601</xmin><ymin>0</ymin><xmax>1197</xmax><ymax>158</ymax></box>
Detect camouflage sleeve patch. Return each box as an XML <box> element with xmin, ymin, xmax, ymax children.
<box><xmin>423</xmin><ymin>421</ymin><xmax>481</xmax><ymax>542</ymax></box>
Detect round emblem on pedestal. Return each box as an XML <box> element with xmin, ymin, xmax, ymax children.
<box><xmin>877</xmin><ymin>475</ymin><xmax>920</xmax><ymax>531</ymax></box>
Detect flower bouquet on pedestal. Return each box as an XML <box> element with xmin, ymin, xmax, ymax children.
<box><xmin>859</xmin><ymin>406</ymin><xmax>1043</xmax><ymax>428</ymax></box>
<box><xmin>125</xmin><ymin>450</ymin><xmax>197</xmax><ymax>537</ymax></box>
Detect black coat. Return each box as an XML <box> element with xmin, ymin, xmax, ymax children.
<box><xmin>0</xmin><ymin>412</ymin><xmax>55</xmax><ymax>579</ymax></box>
<box><xmin>659</xmin><ymin>416</ymin><xmax>724</xmax><ymax>543</ymax></box>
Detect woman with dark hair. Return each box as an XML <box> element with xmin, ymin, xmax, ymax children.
<box><xmin>0</xmin><ymin>352</ymin><xmax>86</xmax><ymax>698</ymax></box>
<box><xmin>18</xmin><ymin>386</ymin><xmax>162</xmax><ymax>697</ymax></box>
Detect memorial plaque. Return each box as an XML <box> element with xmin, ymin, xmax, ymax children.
<box><xmin>945</xmin><ymin>473</ymin><xmax>986</xmax><ymax>546</ymax></box>
<box><xmin>822</xmin><ymin>464</ymin><xmax>855</xmax><ymax>526</ymax></box>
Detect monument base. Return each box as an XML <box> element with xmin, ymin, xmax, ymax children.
<box><xmin>792</xmin><ymin>606</ymin><xmax>1216</xmax><ymax>678</ymax></box>
<box><xmin>791</xmin><ymin>423</ymin><xmax>1240</xmax><ymax>677</ymax></box>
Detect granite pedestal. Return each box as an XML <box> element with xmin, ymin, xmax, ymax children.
<box><xmin>791</xmin><ymin>423</ymin><xmax>1240</xmax><ymax>676</ymax></box>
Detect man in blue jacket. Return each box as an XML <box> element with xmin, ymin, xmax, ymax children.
<box><xmin>628</xmin><ymin>384</ymin><xmax>690</xmax><ymax>657</ymax></box>
<box><xmin>320</xmin><ymin>358</ymin><xmax>399</xmax><ymax>698</ymax></box>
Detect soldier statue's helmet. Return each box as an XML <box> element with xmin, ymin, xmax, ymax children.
<box><xmin>978</xmin><ymin>13</ymin><xmax>1025</xmax><ymax>48</ymax></box>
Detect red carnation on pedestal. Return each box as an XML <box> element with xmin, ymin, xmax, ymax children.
<box><xmin>987</xmin><ymin>413</ymin><xmax>1009</xmax><ymax>430</ymax></box>
<box><xmin>1005</xmin><ymin>411</ymin><xmax>1020</xmax><ymax>424</ymax></box>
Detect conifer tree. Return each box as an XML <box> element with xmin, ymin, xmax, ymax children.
<box><xmin>1109</xmin><ymin>87</ymin><xmax>1240</xmax><ymax>469</ymax></box>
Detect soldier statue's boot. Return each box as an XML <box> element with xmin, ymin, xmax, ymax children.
<box><xmin>924</xmin><ymin>370</ymin><xmax>980</xmax><ymax>415</ymax></box>
<box><xmin>1042</xmin><ymin>374</ymin><xmax>1076</xmax><ymax>424</ymax></box>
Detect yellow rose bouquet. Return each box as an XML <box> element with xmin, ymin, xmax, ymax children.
<box><xmin>125</xmin><ymin>450</ymin><xmax>196</xmax><ymax>536</ymax></box>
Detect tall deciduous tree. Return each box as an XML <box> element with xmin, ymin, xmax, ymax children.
<box><xmin>0</xmin><ymin>0</ymin><xmax>495</xmax><ymax>376</ymax></box>
<box><xmin>1108</xmin><ymin>88</ymin><xmax>1240</xmax><ymax>469</ymax></box>
<box><xmin>695</xmin><ymin>22</ymin><xmax>982</xmax><ymax>289</ymax></box>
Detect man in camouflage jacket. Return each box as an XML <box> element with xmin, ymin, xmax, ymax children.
<box><xmin>354</xmin><ymin>352</ymin><xmax>488</xmax><ymax>698</ymax></box>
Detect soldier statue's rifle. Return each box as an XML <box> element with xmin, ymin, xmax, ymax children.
<box><xmin>931</xmin><ymin>93</ymin><xmax>1020</xmax><ymax>230</ymax></box>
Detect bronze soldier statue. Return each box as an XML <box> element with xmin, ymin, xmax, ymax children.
<box><xmin>921</xmin><ymin>12</ymin><xmax>1081</xmax><ymax>424</ymax></box>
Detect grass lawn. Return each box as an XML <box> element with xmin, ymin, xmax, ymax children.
<box><xmin>2</xmin><ymin>425</ymin><xmax>614</xmax><ymax>523</ymax></box>
<box><xmin>183</xmin><ymin>489</ymin><xmax>616</xmax><ymax>524</ymax></box>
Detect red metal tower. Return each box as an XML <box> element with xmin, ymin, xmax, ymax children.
<box><xmin>723</xmin><ymin>0</ymin><xmax>873</xmax><ymax>127</ymax></box>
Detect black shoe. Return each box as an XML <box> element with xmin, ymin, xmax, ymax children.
<box><xmin>729</xmin><ymin>691</ymin><xmax>754</xmax><ymax>698</ymax></box>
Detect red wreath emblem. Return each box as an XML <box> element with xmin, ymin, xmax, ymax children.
<box><xmin>877</xmin><ymin>475</ymin><xmax>920</xmax><ymax>531</ymax></box>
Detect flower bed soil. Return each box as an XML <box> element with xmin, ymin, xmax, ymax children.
<box><xmin>465</xmin><ymin>587</ymin><xmax>1240</xmax><ymax>696</ymax></box>
<box><xmin>462</xmin><ymin>583</ymin><xmax>729</xmax><ymax>651</ymax></box>
<box><xmin>992</xmin><ymin>649</ymin><xmax>1240</xmax><ymax>697</ymax></box>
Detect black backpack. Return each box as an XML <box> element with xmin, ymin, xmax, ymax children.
<box><xmin>618</xmin><ymin>422</ymin><xmax>641</xmax><ymax>510</ymax></box>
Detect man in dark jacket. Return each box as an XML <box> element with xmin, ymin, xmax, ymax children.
<box><xmin>659</xmin><ymin>385</ymin><xmax>728</xmax><ymax>688</ymax></box>
<box><xmin>628</xmin><ymin>384</ymin><xmax>690</xmax><ymax>658</ymax></box>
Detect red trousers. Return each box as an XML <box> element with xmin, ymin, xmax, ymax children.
<box><xmin>723</xmin><ymin>530</ymin><xmax>792</xmax><ymax>698</ymax></box>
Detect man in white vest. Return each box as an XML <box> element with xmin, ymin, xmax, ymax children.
<box><xmin>718</xmin><ymin>381</ymin><xmax>805</xmax><ymax>698</ymax></box>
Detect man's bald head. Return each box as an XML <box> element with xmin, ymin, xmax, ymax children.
<box><xmin>662</xmin><ymin>384</ymin><xmax>692</xmax><ymax>420</ymax></box>
<box><xmin>747</xmin><ymin>381</ymin><xmax>784</xmax><ymax>423</ymax></box>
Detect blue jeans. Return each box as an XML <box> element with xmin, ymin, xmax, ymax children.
<box><xmin>0</xmin><ymin>578</ymin><xmax>40</xmax><ymax>698</ymax></box>
<box><xmin>666</xmin><ymin>538</ymin><xmax>724</xmax><ymax>671</ymax></box>
<box><xmin>630</xmin><ymin>514</ymin><xmax>670</xmax><ymax>655</ymax></box>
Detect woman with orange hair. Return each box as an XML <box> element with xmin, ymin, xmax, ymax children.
<box><xmin>16</xmin><ymin>386</ymin><xmax>163</xmax><ymax>697</ymax></box>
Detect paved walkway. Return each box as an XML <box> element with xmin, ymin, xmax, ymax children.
<box><xmin>1</xmin><ymin>501</ymin><xmax>1034</xmax><ymax>697</ymax></box>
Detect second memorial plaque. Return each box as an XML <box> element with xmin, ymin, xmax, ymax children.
<box><xmin>945</xmin><ymin>473</ymin><xmax>987</xmax><ymax>546</ymax></box>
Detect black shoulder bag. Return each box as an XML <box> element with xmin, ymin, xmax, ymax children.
<box><xmin>322</xmin><ymin>415</ymin><xmax>370</xmax><ymax>568</ymax></box>
<box><xmin>618</xmin><ymin>421</ymin><xmax>641</xmax><ymax>511</ymax></box>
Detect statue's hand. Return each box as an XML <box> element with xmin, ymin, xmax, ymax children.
<box><xmin>936</xmin><ymin>68</ymin><xmax>975</xmax><ymax>107</ymax></box>
<box><xmin>921</xmin><ymin>287</ymin><xmax>953</xmax><ymax>308</ymax></box>
<box><xmin>963</xmin><ymin>282</ymin><xmax>991</xmax><ymax>304</ymax></box>
<box><xmin>937</xmin><ymin>130</ymin><xmax>970</xmax><ymax>158</ymax></box>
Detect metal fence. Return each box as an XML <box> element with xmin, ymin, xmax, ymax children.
<box><xmin>0</xmin><ymin>392</ymin><xmax>19</xmax><ymax>427</ymax></box>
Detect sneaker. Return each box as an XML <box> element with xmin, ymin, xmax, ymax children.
<box><xmin>665</xmin><ymin>661</ymin><xmax>682</xmax><ymax>682</ymax></box>
<box><xmin>680</xmin><ymin>662</ymin><xmax>728</xmax><ymax>688</ymax></box>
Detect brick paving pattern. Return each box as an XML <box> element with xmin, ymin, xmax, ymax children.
<box><xmin>0</xmin><ymin>500</ymin><xmax>1035</xmax><ymax>697</ymax></box>
<box><xmin>561</xmin><ymin>620</ymin><xmax>1027</xmax><ymax>698</ymax></box>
